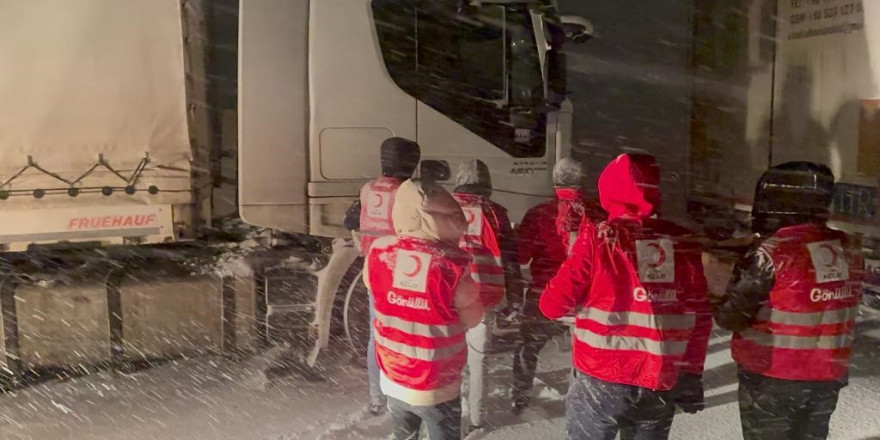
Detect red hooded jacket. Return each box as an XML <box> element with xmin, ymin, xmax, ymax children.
<box><xmin>540</xmin><ymin>154</ymin><xmax>712</xmax><ymax>391</ymax></box>
<box><xmin>516</xmin><ymin>188</ymin><xmax>603</xmax><ymax>293</ymax></box>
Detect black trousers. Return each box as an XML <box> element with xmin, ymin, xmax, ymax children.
<box><xmin>738</xmin><ymin>369</ymin><xmax>843</xmax><ymax>440</ymax></box>
<box><xmin>388</xmin><ymin>396</ymin><xmax>462</xmax><ymax>440</ymax></box>
<box><xmin>511</xmin><ymin>300</ymin><xmax>566</xmax><ymax>403</ymax></box>
<box><xmin>566</xmin><ymin>373</ymin><xmax>676</xmax><ymax>440</ymax></box>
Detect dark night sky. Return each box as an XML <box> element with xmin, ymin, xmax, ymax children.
<box><xmin>559</xmin><ymin>0</ymin><xmax>694</xmax><ymax>217</ymax></box>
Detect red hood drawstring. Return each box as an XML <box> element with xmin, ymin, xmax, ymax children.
<box><xmin>555</xmin><ymin>187</ymin><xmax>588</xmax><ymax>238</ymax></box>
<box><xmin>596</xmin><ymin>219</ymin><xmax>639</xmax><ymax>274</ymax></box>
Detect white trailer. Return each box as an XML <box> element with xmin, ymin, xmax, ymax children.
<box><xmin>690</xmin><ymin>0</ymin><xmax>880</xmax><ymax>252</ymax></box>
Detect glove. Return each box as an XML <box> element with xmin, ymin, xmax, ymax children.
<box><xmin>672</xmin><ymin>373</ymin><xmax>704</xmax><ymax>414</ymax></box>
<box><xmin>497</xmin><ymin>303</ymin><xmax>523</xmax><ymax>326</ymax></box>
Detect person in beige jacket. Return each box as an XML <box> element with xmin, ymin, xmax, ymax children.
<box><xmin>364</xmin><ymin>179</ymin><xmax>484</xmax><ymax>440</ymax></box>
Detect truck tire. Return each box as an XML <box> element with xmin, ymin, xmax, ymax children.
<box><xmin>339</xmin><ymin>257</ymin><xmax>370</xmax><ymax>360</ymax></box>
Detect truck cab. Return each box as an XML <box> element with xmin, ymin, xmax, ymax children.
<box><xmin>238</xmin><ymin>0</ymin><xmax>583</xmax><ymax>237</ymax></box>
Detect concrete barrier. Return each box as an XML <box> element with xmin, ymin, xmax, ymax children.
<box><xmin>120</xmin><ymin>275</ymin><xmax>224</xmax><ymax>359</ymax></box>
<box><xmin>17</xmin><ymin>283</ymin><xmax>111</xmax><ymax>369</ymax></box>
<box><xmin>0</xmin><ymin>269</ymin><xmax>259</xmax><ymax>375</ymax></box>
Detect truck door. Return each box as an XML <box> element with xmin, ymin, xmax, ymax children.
<box><xmin>238</xmin><ymin>0</ymin><xmax>310</xmax><ymax>233</ymax></box>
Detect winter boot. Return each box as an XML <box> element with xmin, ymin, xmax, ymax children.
<box><xmin>466</xmin><ymin>424</ymin><xmax>484</xmax><ymax>437</ymax></box>
<box><xmin>512</xmin><ymin>394</ymin><xmax>529</xmax><ymax>415</ymax></box>
<box><xmin>368</xmin><ymin>403</ymin><xmax>386</xmax><ymax>417</ymax></box>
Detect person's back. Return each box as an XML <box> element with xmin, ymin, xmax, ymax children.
<box><xmin>365</xmin><ymin>179</ymin><xmax>482</xmax><ymax>440</ymax></box>
<box><xmin>343</xmin><ymin>137</ymin><xmax>421</xmax><ymax>415</ymax></box>
<box><xmin>357</xmin><ymin>176</ymin><xmax>403</xmax><ymax>254</ymax></box>
<box><xmin>452</xmin><ymin>160</ymin><xmax>520</xmax><ymax>310</ymax></box>
<box><xmin>517</xmin><ymin>159</ymin><xmax>604</xmax><ymax>292</ymax></box>
<box><xmin>541</xmin><ymin>153</ymin><xmax>711</xmax><ymax>440</ymax></box>
<box><xmin>517</xmin><ymin>198</ymin><xmax>568</xmax><ymax>289</ymax></box>
<box><xmin>714</xmin><ymin>162</ymin><xmax>864</xmax><ymax>440</ymax></box>
<box><xmin>345</xmin><ymin>137</ymin><xmax>421</xmax><ymax>255</ymax></box>
<box><xmin>367</xmin><ymin>235</ymin><xmax>473</xmax><ymax>403</ymax></box>
<box><xmin>731</xmin><ymin>223</ymin><xmax>862</xmax><ymax>381</ymax></box>
<box><xmin>553</xmin><ymin>216</ymin><xmax>709</xmax><ymax>389</ymax></box>
<box><xmin>454</xmin><ymin>191</ymin><xmax>509</xmax><ymax>304</ymax></box>
<box><xmin>450</xmin><ymin>160</ymin><xmax>521</xmax><ymax>432</ymax></box>
<box><xmin>510</xmin><ymin>158</ymin><xmax>604</xmax><ymax>414</ymax></box>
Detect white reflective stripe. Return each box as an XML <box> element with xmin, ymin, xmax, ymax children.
<box><xmin>461</xmin><ymin>242</ymin><xmax>485</xmax><ymax>251</ymax></box>
<box><xmin>471</xmin><ymin>255</ymin><xmax>503</xmax><ymax>266</ymax></box>
<box><xmin>757</xmin><ymin>306</ymin><xmax>859</xmax><ymax>326</ymax></box>
<box><xmin>572</xmin><ymin>328</ymin><xmax>689</xmax><ymax>356</ymax></box>
<box><xmin>360</xmin><ymin>229</ymin><xmax>389</xmax><ymax>237</ymax></box>
<box><xmin>577</xmin><ymin>307</ymin><xmax>696</xmax><ymax>330</ymax></box>
<box><xmin>375</xmin><ymin>333</ymin><xmax>466</xmax><ymax>361</ymax></box>
<box><xmin>471</xmin><ymin>273</ymin><xmax>505</xmax><ymax>285</ymax></box>
<box><xmin>740</xmin><ymin>329</ymin><xmax>853</xmax><ymax>350</ymax></box>
<box><xmin>375</xmin><ymin>310</ymin><xmax>465</xmax><ymax>338</ymax></box>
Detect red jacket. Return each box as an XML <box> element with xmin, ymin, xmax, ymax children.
<box><xmin>367</xmin><ymin>236</ymin><xmax>473</xmax><ymax>405</ymax></box>
<box><xmin>516</xmin><ymin>188</ymin><xmax>602</xmax><ymax>293</ymax></box>
<box><xmin>732</xmin><ymin>224</ymin><xmax>863</xmax><ymax>381</ymax></box>
<box><xmin>453</xmin><ymin>193</ymin><xmax>509</xmax><ymax>307</ymax></box>
<box><xmin>540</xmin><ymin>154</ymin><xmax>712</xmax><ymax>391</ymax></box>
<box><xmin>364</xmin><ymin>180</ymin><xmax>483</xmax><ymax>406</ymax></box>
<box><xmin>358</xmin><ymin>177</ymin><xmax>403</xmax><ymax>254</ymax></box>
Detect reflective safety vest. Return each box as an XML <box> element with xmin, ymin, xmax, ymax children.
<box><xmin>367</xmin><ymin>236</ymin><xmax>471</xmax><ymax>405</ymax></box>
<box><xmin>358</xmin><ymin>177</ymin><xmax>403</xmax><ymax>255</ymax></box>
<box><xmin>453</xmin><ymin>193</ymin><xmax>506</xmax><ymax>307</ymax></box>
<box><xmin>732</xmin><ymin>224</ymin><xmax>864</xmax><ymax>382</ymax></box>
<box><xmin>562</xmin><ymin>222</ymin><xmax>710</xmax><ymax>391</ymax></box>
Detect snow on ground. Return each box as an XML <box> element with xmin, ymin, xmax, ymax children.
<box><xmin>0</xmin><ymin>353</ymin><xmax>371</xmax><ymax>440</ymax></box>
<box><xmin>2</xmin><ymin>308</ymin><xmax>880</xmax><ymax>440</ymax></box>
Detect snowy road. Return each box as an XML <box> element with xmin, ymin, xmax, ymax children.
<box><xmin>2</xmin><ymin>308</ymin><xmax>880</xmax><ymax>440</ymax></box>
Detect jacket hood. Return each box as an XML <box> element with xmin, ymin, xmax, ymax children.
<box><xmin>381</xmin><ymin>137</ymin><xmax>421</xmax><ymax>179</ymax></box>
<box><xmin>553</xmin><ymin>158</ymin><xmax>587</xmax><ymax>188</ymax></box>
<box><xmin>454</xmin><ymin>159</ymin><xmax>492</xmax><ymax>196</ymax></box>
<box><xmin>598</xmin><ymin>153</ymin><xmax>661</xmax><ymax>220</ymax></box>
<box><xmin>392</xmin><ymin>179</ymin><xmax>467</xmax><ymax>245</ymax></box>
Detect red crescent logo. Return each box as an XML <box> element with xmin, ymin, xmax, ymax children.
<box><xmin>465</xmin><ymin>209</ymin><xmax>476</xmax><ymax>225</ymax></box>
<box><xmin>372</xmin><ymin>193</ymin><xmax>384</xmax><ymax>208</ymax></box>
<box><xmin>819</xmin><ymin>244</ymin><xmax>838</xmax><ymax>268</ymax></box>
<box><xmin>647</xmin><ymin>243</ymin><xmax>666</xmax><ymax>268</ymax></box>
<box><xmin>403</xmin><ymin>255</ymin><xmax>422</xmax><ymax>277</ymax></box>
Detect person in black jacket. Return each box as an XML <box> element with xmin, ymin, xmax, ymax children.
<box><xmin>713</xmin><ymin>162</ymin><xmax>864</xmax><ymax>440</ymax></box>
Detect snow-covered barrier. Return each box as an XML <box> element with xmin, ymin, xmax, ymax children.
<box><xmin>0</xmin><ymin>270</ymin><xmax>260</xmax><ymax>376</ymax></box>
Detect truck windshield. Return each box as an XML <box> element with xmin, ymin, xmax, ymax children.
<box><xmin>508</xmin><ymin>8</ymin><xmax>544</xmax><ymax>109</ymax></box>
<box><xmin>543</xmin><ymin>16</ymin><xmax>567</xmax><ymax>107</ymax></box>
<box><xmin>420</xmin><ymin>6</ymin><xmax>506</xmax><ymax>103</ymax></box>
<box><xmin>457</xmin><ymin>9</ymin><xmax>507</xmax><ymax>102</ymax></box>
<box><xmin>372</xmin><ymin>0</ymin><xmax>547</xmax><ymax>158</ymax></box>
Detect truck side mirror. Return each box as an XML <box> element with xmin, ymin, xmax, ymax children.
<box><xmin>560</xmin><ymin>15</ymin><xmax>593</xmax><ymax>42</ymax></box>
<box><xmin>420</xmin><ymin>160</ymin><xmax>452</xmax><ymax>183</ymax></box>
